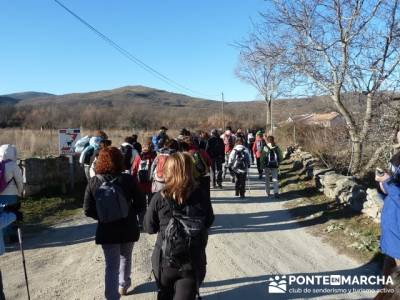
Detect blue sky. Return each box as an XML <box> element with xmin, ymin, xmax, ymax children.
<box><xmin>0</xmin><ymin>0</ymin><xmax>268</xmax><ymax>101</ymax></box>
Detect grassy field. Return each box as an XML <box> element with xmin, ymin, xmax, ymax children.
<box><xmin>20</xmin><ymin>185</ymin><xmax>86</xmax><ymax>234</ymax></box>
<box><xmin>0</xmin><ymin>128</ymin><xmax>168</xmax><ymax>158</ymax></box>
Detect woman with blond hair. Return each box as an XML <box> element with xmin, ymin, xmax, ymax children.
<box><xmin>144</xmin><ymin>152</ymin><xmax>214</xmax><ymax>300</ymax></box>
<box><xmin>83</xmin><ymin>147</ymin><xmax>145</xmax><ymax>299</ymax></box>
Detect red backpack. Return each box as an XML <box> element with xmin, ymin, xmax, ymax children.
<box><xmin>154</xmin><ymin>153</ymin><xmax>170</xmax><ymax>182</ymax></box>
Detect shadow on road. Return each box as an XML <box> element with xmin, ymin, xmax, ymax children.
<box><xmin>6</xmin><ymin>222</ymin><xmax>95</xmax><ymax>251</ymax></box>
<box><xmin>201</xmin><ymin>258</ymin><xmax>381</xmax><ymax>299</ymax></box>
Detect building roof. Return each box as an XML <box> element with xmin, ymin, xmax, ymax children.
<box><xmin>288</xmin><ymin>114</ymin><xmax>313</xmax><ymax>122</ymax></box>
<box><xmin>309</xmin><ymin>112</ymin><xmax>340</xmax><ymax>122</ymax></box>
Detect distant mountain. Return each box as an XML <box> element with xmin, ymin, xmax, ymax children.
<box><xmin>16</xmin><ymin>85</ymin><xmax>218</xmax><ymax>108</ymax></box>
<box><xmin>0</xmin><ymin>85</ymin><xmax>363</xmax><ymax>130</ymax></box>
<box><xmin>0</xmin><ymin>96</ymin><xmax>19</xmax><ymax>105</ymax></box>
<box><xmin>4</xmin><ymin>91</ymin><xmax>55</xmax><ymax>101</ymax></box>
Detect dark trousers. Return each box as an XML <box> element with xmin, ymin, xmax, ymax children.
<box><xmin>249</xmin><ymin>143</ymin><xmax>255</xmax><ymax>164</ymax></box>
<box><xmin>199</xmin><ymin>176</ymin><xmax>211</xmax><ymax>203</ymax></box>
<box><xmin>157</xmin><ymin>267</ymin><xmax>206</xmax><ymax>300</ymax></box>
<box><xmin>0</xmin><ymin>270</ymin><xmax>5</xmax><ymax>300</ymax></box>
<box><xmin>235</xmin><ymin>172</ymin><xmax>247</xmax><ymax>196</ymax></box>
<box><xmin>210</xmin><ymin>158</ymin><xmax>223</xmax><ymax>186</ymax></box>
<box><xmin>256</xmin><ymin>157</ymin><xmax>263</xmax><ymax>175</ymax></box>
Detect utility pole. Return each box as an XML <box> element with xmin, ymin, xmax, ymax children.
<box><xmin>221</xmin><ymin>92</ymin><xmax>225</xmax><ymax>130</ymax></box>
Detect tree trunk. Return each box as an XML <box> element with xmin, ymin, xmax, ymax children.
<box><xmin>265</xmin><ymin>95</ymin><xmax>272</xmax><ymax>134</ymax></box>
<box><xmin>350</xmin><ymin>139</ymin><xmax>362</xmax><ymax>175</ymax></box>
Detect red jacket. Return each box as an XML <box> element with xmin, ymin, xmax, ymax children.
<box><xmin>188</xmin><ymin>145</ymin><xmax>212</xmax><ymax>166</ymax></box>
<box><xmin>131</xmin><ymin>151</ymin><xmax>157</xmax><ymax>194</ymax></box>
<box><xmin>252</xmin><ymin>136</ymin><xmax>265</xmax><ymax>159</ymax></box>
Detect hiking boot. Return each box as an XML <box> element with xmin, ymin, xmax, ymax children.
<box><xmin>258</xmin><ymin>174</ymin><xmax>262</xmax><ymax>179</ymax></box>
<box><xmin>218</xmin><ymin>183</ymin><xmax>223</xmax><ymax>189</ymax></box>
<box><xmin>240</xmin><ymin>193</ymin><xmax>245</xmax><ymax>198</ymax></box>
<box><xmin>231</xmin><ymin>177</ymin><xmax>235</xmax><ymax>183</ymax></box>
<box><xmin>213</xmin><ymin>184</ymin><xmax>217</xmax><ymax>189</ymax></box>
<box><xmin>119</xmin><ymin>285</ymin><xmax>130</xmax><ymax>296</ymax></box>
<box><xmin>235</xmin><ymin>190</ymin><xmax>239</xmax><ymax>196</ymax></box>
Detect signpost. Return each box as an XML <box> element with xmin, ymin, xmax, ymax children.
<box><xmin>58</xmin><ymin>129</ymin><xmax>81</xmax><ymax>191</ymax></box>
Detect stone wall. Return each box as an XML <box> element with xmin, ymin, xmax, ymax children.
<box><xmin>291</xmin><ymin>150</ymin><xmax>383</xmax><ymax>223</ymax></box>
<box><xmin>20</xmin><ymin>155</ymin><xmax>86</xmax><ymax>197</ymax></box>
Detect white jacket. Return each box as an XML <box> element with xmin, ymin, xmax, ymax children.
<box><xmin>0</xmin><ymin>144</ymin><xmax>23</xmax><ymax>196</ymax></box>
<box><xmin>228</xmin><ymin>145</ymin><xmax>251</xmax><ymax>171</ymax></box>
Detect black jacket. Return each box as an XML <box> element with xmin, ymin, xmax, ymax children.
<box><xmin>83</xmin><ymin>173</ymin><xmax>146</xmax><ymax>244</ymax></box>
<box><xmin>143</xmin><ymin>187</ymin><xmax>214</xmax><ymax>278</ymax></box>
<box><xmin>206</xmin><ymin>135</ymin><xmax>225</xmax><ymax>160</ymax></box>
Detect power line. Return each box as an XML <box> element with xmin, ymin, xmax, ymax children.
<box><xmin>53</xmin><ymin>0</ymin><xmax>219</xmax><ymax>99</ymax></box>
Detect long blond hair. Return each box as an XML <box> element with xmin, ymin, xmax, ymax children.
<box><xmin>162</xmin><ymin>152</ymin><xmax>197</xmax><ymax>204</ymax></box>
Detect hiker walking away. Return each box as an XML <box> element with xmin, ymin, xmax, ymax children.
<box><xmin>198</xmin><ymin>131</ymin><xmax>209</xmax><ymax>150</ymax></box>
<box><xmin>252</xmin><ymin>131</ymin><xmax>266</xmax><ymax>179</ymax></box>
<box><xmin>0</xmin><ymin>144</ymin><xmax>23</xmax><ymax>244</ymax></box>
<box><xmin>247</xmin><ymin>130</ymin><xmax>256</xmax><ymax>165</ymax></box>
<box><xmin>131</xmin><ymin>140</ymin><xmax>157</xmax><ymax>226</ymax></box>
<box><xmin>144</xmin><ymin>152</ymin><xmax>214</xmax><ymax>300</ymax></box>
<box><xmin>261</xmin><ymin>136</ymin><xmax>283</xmax><ymax>198</ymax></box>
<box><xmin>182</xmin><ymin>136</ymin><xmax>212</xmax><ymax>203</ymax></box>
<box><xmin>131</xmin><ymin>134</ymin><xmax>142</xmax><ymax>154</ymax></box>
<box><xmin>221</xmin><ymin>127</ymin><xmax>236</xmax><ymax>182</ymax></box>
<box><xmin>79</xmin><ymin>131</ymin><xmax>108</xmax><ymax>180</ymax></box>
<box><xmin>376</xmin><ymin>152</ymin><xmax>400</xmax><ymax>277</ymax></box>
<box><xmin>150</xmin><ymin>139</ymin><xmax>179</xmax><ymax>194</ymax></box>
<box><xmin>228</xmin><ymin>139</ymin><xmax>251</xmax><ymax>198</ymax></box>
<box><xmin>0</xmin><ymin>202</ymin><xmax>23</xmax><ymax>300</ymax></box>
<box><xmin>152</xmin><ymin>127</ymin><xmax>169</xmax><ymax>153</ymax></box>
<box><xmin>235</xmin><ymin>129</ymin><xmax>248</xmax><ymax>149</ymax></box>
<box><xmin>119</xmin><ymin>137</ymin><xmax>139</xmax><ymax>173</ymax></box>
<box><xmin>205</xmin><ymin>129</ymin><xmax>225</xmax><ymax>188</ymax></box>
<box><xmin>84</xmin><ymin>147</ymin><xmax>146</xmax><ymax>299</ymax></box>
<box><xmin>89</xmin><ymin>139</ymin><xmax>112</xmax><ymax>178</ymax></box>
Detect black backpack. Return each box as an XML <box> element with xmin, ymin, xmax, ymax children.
<box><xmin>94</xmin><ymin>175</ymin><xmax>130</xmax><ymax>223</ymax></box>
<box><xmin>120</xmin><ymin>144</ymin><xmax>133</xmax><ymax>170</ymax></box>
<box><xmin>266</xmin><ymin>146</ymin><xmax>279</xmax><ymax>168</ymax></box>
<box><xmin>161</xmin><ymin>199</ymin><xmax>206</xmax><ymax>270</ymax></box>
<box><xmin>232</xmin><ymin>149</ymin><xmax>247</xmax><ymax>174</ymax></box>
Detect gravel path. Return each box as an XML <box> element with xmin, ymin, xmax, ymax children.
<box><xmin>1</xmin><ymin>165</ymin><xmax>379</xmax><ymax>300</ymax></box>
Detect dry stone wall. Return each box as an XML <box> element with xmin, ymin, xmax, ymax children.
<box><xmin>20</xmin><ymin>155</ymin><xmax>86</xmax><ymax>197</ymax></box>
<box><xmin>291</xmin><ymin>150</ymin><xmax>383</xmax><ymax>223</ymax></box>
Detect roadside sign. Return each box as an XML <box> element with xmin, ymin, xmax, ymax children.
<box><xmin>59</xmin><ymin>128</ymin><xmax>81</xmax><ymax>155</ymax></box>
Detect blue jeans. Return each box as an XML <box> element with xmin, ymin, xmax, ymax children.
<box><xmin>0</xmin><ymin>195</ymin><xmax>17</xmax><ymax>240</ymax></box>
<box><xmin>102</xmin><ymin>242</ymin><xmax>134</xmax><ymax>300</ymax></box>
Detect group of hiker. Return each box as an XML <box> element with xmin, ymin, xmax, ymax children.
<box><xmin>75</xmin><ymin>126</ymin><xmax>283</xmax><ymax>300</ymax></box>
<box><xmin>0</xmin><ymin>126</ymin><xmax>400</xmax><ymax>299</ymax></box>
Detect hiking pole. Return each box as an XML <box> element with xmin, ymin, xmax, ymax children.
<box><xmin>17</xmin><ymin>227</ymin><xmax>31</xmax><ymax>300</ymax></box>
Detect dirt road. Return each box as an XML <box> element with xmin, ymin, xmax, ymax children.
<box><xmin>1</xmin><ymin>165</ymin><xmax>379</xmax><ymax>299</ymax></box>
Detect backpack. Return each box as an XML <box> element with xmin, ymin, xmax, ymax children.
<box><xmin>161</xmin><ymin>199</ymin><xmax>206</xmax><ymax>269</ymax></box>
<box><xmin>138</xmin><ymin>158</ymin><xmax>151</xmax><ymax>183</ymax></box>
<box><xmin>0</xmin><ymin>160</ymin><xmax>12</xmax><ymax>193</ymax></box>
<box><xmin>74</xmin><ymin>135</ymin><xmax>90</xmax><ymax>153</ymax></box>
<box><xmin>192</xmin><ymin>151</ymin><xmax>208</xmax><ymax>178</ymax></box>
<box><xmin>256</xmin><ymin>139</ymin><xmax>265</xmax><ymax>153</ymax></box>
<box><xmin>120</xmin><ymin>144</ymin><xmax>133</xmax><ymax>171</ymax></box>
<box><xmin>232</xmin><ymin>149</ymin><xmax>247</xmax><ymax>174</ymax></box>
<box><xmin>94</xmin><ymin>175</ymin><xmax>129</xmax><ymax>223</ymax></box>
<box><xmin>265</xmin><ymin>146</ymin><xmax>279</xmax><ymax>168</ymax></box>
<box><xmin>154</xmin><ymin>153</ymin><xmax>170</xmax><ymax>182</ymax></box>
<box><xmin>248</xmin><ymin>133</ymin><xmax>255</xmax><ymax>143</ymax></box>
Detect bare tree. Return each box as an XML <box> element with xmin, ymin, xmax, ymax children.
<box><xmin>235</xmin><ymin>34</ymin><xmax>289</xmax><ymax>134</ymax></box>
<box><xmin>247</xmin><ymin>0</ymin><xmax>400</xmax><ymax>174</ymax></box>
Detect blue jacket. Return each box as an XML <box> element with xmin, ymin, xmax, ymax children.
<box><xmin>0</xmin><ymin>211</ymin><xmax>16</xmax><ymax>255</ymax></box>
<box><xmin>380</xmin><ymin>179</ymin><xmax>400</xmax><ymax>259</ymax></box>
